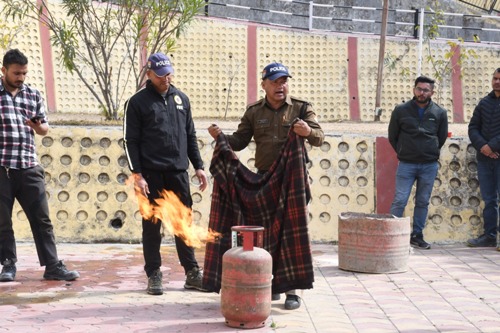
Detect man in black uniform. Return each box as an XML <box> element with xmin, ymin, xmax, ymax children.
<box><xmin>123</xmin><ymin>52</ymin><xmax>208</xmax><ymax>295</ymax></box>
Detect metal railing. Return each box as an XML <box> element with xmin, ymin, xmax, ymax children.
<box><xmin>206</xmin><ymin>0</ymin><xmax>500</xmax><ymax>44</ymax></box>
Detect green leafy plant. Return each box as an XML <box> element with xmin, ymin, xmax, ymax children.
<box><xmin>0</xmin><ymin>19</ymin><xmax>23</xmax><ymax>53</ymax></box>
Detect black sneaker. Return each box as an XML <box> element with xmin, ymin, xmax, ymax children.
<box><xmin>410</xmin><ymin>234</ymin><xmax>431</xmax><ymax>249</ymax></box>
<box><xmin>467</xmin><ymin>234</ymin><xmax>496</xmax><ymax>247</ymax></box>
<box><xmin>0</xmin><ymin>259</ymin><xmax>16</xmax><ymax>282</ymax></box>
<box><xmin>147</xmin><ymin>269</ymin><xmax>163</xmax><ymax>295</ymax></box>
<box><xmin>43</xmin><ymin>260</ymin><xmax>80</xmax><ymax>281</ymax></box>
<box><xmin>284</xmin><ymin>295</ymin><xmax>301</xmax><ymax>310</ymax></box>
<box><xmin>184</xmin><ymin>267</ymin><xmax>208</xmax><ymax>291</ymax></box>
<box><xmin>272</xmin><ymin>293</ymin><xmax>281</xmax><ymax>301</ymax></box>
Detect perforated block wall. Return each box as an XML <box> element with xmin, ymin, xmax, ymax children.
<box><xmin>11</xmin><ymin>127</ymin><xmax>483</xmax><ymax>244</ymax></box>
<box><xmin>256</xmin><ymin>28</ymin><xmax>350</xmax><ymax>122</ymax></box>
<box><xmin>1</xmin><ymin>3</ymin><xmax>47</xmax><ymax>103</ymax></box>
<box><xmin>461</xmin><ymin>46</ymin><xmax>500</xmax><ymax>122</ymax></box>
<box><xmin>174</xmin><ymin>19</ymin><xmax>248</xmax><ymax>120</ymax></box>
<box><xmin>402</xmin><ymin>137</ymin><xmax>483</xmax><ymax>243</ymax></box>
<box><xmin>12</xmin><ymin>127</ymin><xmax>135</xmax><ymax>242</ymax></box>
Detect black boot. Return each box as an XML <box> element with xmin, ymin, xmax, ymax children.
<box><xmin>43</xmin><ymin>260</ymin><xmax>80</xmax><ymax>281</ymax></box>
<box><xmin>0</xmin><ymin>259</ymin><xmax>16</xmax><ymax>282</ymax></box>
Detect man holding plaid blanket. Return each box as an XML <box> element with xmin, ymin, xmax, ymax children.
<box><xmin>205</xmin><ymin>62</ymin><xmax>324</xmax><ymax>310</ymax></box>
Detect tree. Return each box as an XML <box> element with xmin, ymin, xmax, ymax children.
<box><xmin>1</xmin><ymin>0</ymin><xmax>206</xmax><ymax>120</ymax></box>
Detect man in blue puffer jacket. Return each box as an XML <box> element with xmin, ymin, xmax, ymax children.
<box><xmin>388</xmin><ymin>75</ymin><xmax>448</xmax><ymax>250</ymax></box>
<box><xmin>467</xmin><ymin>68</ymin><xmax>500</xmax><ymax>249</ymax></box>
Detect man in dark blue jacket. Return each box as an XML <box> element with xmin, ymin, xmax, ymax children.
<box><xmin>467</xmin><ymin>68</ymin><xmax>500</xmax><ymax>249</ymax></box>
<box><xmin>123</xmin><ymin>52</ymin><xmax>208</xmax><ymax>295</ymax></box>
<box><xmin>388</xmin><ymin>76</ymin><xmax>448</xmax><ymax>250</ymax></box>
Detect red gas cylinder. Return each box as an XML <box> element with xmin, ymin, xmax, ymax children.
<box><xmin>221</xmin><ymin>226</ymin><xmax>272</xmax><ymax>329</ymax></box>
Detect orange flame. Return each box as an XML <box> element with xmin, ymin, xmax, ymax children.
<box><xmin>132</xmin><ymin>182</ymin><xmax>220</xmax><ymax>248</ymax></box>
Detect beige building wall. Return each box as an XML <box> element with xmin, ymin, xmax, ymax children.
<box><xmin>173</xmin><ymin>19</ymin><xmax>248</xmax><ymax>120</ymax></box>
<box><xmin>255</xmin><ymin>28</ymin><xmax>350</xmax><ymax>122</ymax></box>
<box><xmin>461</xmin><ymin>47</ymin><xmax>500</xmax><ymax>122</ymax></box>
<box><xmin>173</xmin><ymin>17</ymin><xmax>499</xmax><ymax>125</ymax></box>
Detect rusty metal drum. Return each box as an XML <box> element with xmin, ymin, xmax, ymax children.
<box><xmin>221</xmin><ymin>226</ymin><xmax>272</xmax><ymax>329</ymax></box>
<box><xmin>338</xmin><ymin>212</ymin><xmax>410</xmax><ymax>273</ymax></box>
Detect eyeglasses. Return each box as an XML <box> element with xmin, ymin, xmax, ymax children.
<box><xmin>415</xmin><ymin>87</ymin><xmax>432</xmax><ymax>93</ymax></box>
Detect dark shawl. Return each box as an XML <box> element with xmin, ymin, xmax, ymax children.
<box><xmin>202</xmin><ymin>129</ymin><xmax>314</xmax><ymax>294</ymax></box>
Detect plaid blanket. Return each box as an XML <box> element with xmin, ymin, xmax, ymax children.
<box><xmin>202</xmin><ymin>130</ymin><xmax>314</xmax><ymax>294</ymax></box>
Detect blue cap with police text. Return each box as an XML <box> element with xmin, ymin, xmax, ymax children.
<box><xmin>147</xmin><ymin>52</ymin><xmax>174</xmax><ymax>77</ymax></box>
<box><xmin>261</xmin><ymin>62</ymin><xmax>292</xmax><ymax>81</ymax></box>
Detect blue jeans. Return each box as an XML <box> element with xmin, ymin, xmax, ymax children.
<box><xmin>477</xmin><ymin>159</ymin><xmax>500</xmax><ymax>237</ymax></box>
<box><xmin>390</xmin><ymin>161</ymin><xmax>438</xmax><ymax>235</ymax></box>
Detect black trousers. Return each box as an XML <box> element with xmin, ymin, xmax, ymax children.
<box><xmin>0</xmin><ymin>165</ymin><xmax>59</xmax><ymax>266</ymax></box>
<box><xmin>141</xmin><ymin>169</ymin><xmax>198</xmax><ymax>277</ymax></box>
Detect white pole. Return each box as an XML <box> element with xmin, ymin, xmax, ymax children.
<box><xmin>417</xmin><ymin>8</ymin><xmax>424</xmax><ymax>76</ymax></box>
<box><xmin>309</xmin><ymin>1</ymin><xmax>313</xmax><ymax>31</ymax></box>
<box><xmin>374</xmin><ymin>0</ymin><xmax>389</xmax><ymax>121</ymax></box>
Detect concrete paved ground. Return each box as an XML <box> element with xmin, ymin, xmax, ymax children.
<box><xmin>1</xmin><ymin>242</ymin><xmax>500</xmax><ymax>332</ymax></box>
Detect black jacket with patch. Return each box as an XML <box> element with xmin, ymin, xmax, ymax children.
<box><xmin>123</xmin><ymin>81</ymin><xmax>204</xmax><ymax>173</ymax></box>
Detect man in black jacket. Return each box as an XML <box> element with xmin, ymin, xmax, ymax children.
<box><xmin>123</xmin><ymin>52</ymin><xmax>208</xmax><ymax>295</ymax></box>
<box><xmin>467</xmin><ymin>68</ymin><xmax>500</xmax><ymax>249</ymax></box>
<box><xmin>388</xmin><ymin>76</ymin><xmax>448</xmax><ymax>250</ymax></box>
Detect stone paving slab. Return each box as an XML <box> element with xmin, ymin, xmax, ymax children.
<box><xmin>0</xmin><ymin>242</ymin><xmax>499</xmax><ymax>332</ymax></box>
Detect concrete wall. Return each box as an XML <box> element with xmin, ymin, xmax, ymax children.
<box><xmin>12</xmin><ymin>128</ymin><xmax>482</xmax><ymax>245</ymax></box>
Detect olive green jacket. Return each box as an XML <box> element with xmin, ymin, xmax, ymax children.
<box><xmin>227</xmin><ymin>95</ymin><xmax>324</xmax><ymax>171</ymax></box>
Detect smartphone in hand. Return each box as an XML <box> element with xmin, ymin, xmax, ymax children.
<box><xmin>30</xmin><ymin>115</ymin><xmax>45</xmax><ymax>123</ymax></box>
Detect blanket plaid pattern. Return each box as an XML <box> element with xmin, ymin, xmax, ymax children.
<box><xmin>202</xmin><ymin>130</ymin><xmax>314</xmax><ymax>294</ymax></box>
